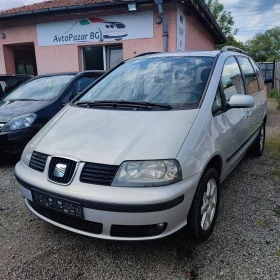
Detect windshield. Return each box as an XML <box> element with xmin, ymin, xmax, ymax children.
<box><xmin>78</xmin><ymin>56</ymin><xmax>214</xmax><ymax>109</ymax></box>
<box><xmin>4</xmin><ymin>75</ymin><xmax>74</xmax><ymax>101</ymax></box>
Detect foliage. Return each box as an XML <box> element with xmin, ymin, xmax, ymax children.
<box><xmin>268</xmin><ymin>88</ymin><xmax>279</xmax><ymax>98</ymax></box>
<box><xmin>246</xmin><ymin>27</ymin><xmax>280</xmax><ymax>62</ymax></box>
<box><xmin>206</xmin><ymin>0</ymin><xmax>235</xmax><ymax>38</ymax></box>
<box><xmin>206</xmin><ymin>0</ymin><xmax>244</xmax><ymax>49</ymax></box>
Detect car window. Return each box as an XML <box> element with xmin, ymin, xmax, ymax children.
<box><xmin>212</xmin><ymin>87</ymin><xmax>223</xmax><ymax>115</ymax></box>
<box><xmin>237</xmin><ymin>56</ymin><xmax>259</xmax><ymax>95</ymax></box>
<box><xmin>4</xmin><ymin>75</ymin><xmax>74</xmax><ymax>101</ymax></box>
<box><xmin>62</xmin><ymin>76</ymin><xmax>96</xmax><ymax>104</ymax></box>
<box><xmin>221</xmin><ymin>56</ymin><xmax>245</xmax><ymax>101</ymax></box>
<box><xmin>78</xmin><ymin>56</ymin><xmax>214</xmax><ymax>109</ymax></box>
<box><xmin>250</xmin><ymin>59</ymin><xmax>265</xmax><ymax>91</ymax></box>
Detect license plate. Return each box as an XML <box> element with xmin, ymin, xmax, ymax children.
<box><xmin>31</xmin><ymin>189</ymin><xmax>84</xmax><ymax>219</ymax></box>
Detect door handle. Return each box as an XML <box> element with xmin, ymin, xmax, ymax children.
<box><xmin>246</xmin><ymin>110</ymin><xmax>252</xmax><ymax>117</ymax></box>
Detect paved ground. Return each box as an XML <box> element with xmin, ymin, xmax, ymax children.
<box><xmin>0</xmin><ymin>99</ymin><xmax>280</xmax><ymax>280</ymax></box>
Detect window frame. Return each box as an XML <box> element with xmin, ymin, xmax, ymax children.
<box><xmin>220</xmin><ymin>55</ymin><xmax>246</xmax><ymax>102</ymax></box>
<box><xmin>212</xmin><ymin>82</ymin><xmax>227</xmax><ymax>116</ymax></box>
<box><xmin>236</xmin><ymin>55</ymin><xmax>260</xmax><ymax>96</ymax></box>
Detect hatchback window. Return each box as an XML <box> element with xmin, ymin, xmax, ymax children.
<box><xmin>78</xmin><ymin>56</ymin><xmax>214</xmax><ymax>109</ymax></box>
<box><xmin>4</xmin><ymin>75</ymin><xmax>74</xmax><ymax>101</ymax></box>
<box><xmin>221</xmin><ymin>57</ymin><xmax>245</xmax><ymax>101</ymax></box>
<box><xmin>237</xmin><ymin>56</ymin><xmax>259</xmax><ymax>95</ymax></box>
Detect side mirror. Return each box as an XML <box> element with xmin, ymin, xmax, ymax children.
<box><xmin>228</xmin><ymin>95</ymin><xmax>255</xmax><ymax>109</ymax></box>
<box><xmin>264</xmin><ymin>78</ymin><xmax>273</xmax><ymax>84</ymax></box>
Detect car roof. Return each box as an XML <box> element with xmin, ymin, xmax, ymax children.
<box><xmin>131</xmin><ymin>48</ymin><xmax>250</xmax><ymax>61</ymax></box>
<box><xmin>0</xmin><ymin>74</ymin><xmax>33</xmax><ymax>78</ymax></box>
<box><xmin>33</xmin><ymin>70</ymin><xmax>106</xmax><ymax>79</ymax></box>
<box><xmin>131</xmin><ymin>51</ymin><xmax>220</xmax><ymax>60</ymax></box>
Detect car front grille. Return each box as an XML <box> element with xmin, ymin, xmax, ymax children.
<box><xmin>110</xmin><ymin>223</ymin><xmax>167</xmax><ymax>238</ymax></box>
<box><xmin>29</xmin><ymin>200</ymin><xmax>103</xmax><ymax>234</ymax></box>
<box><xmin>29</xmin><ymin>151</ymin><xmax>48</xmax><ymax>172</ymax></box>
<box><xmin>48</xmin><ymin>157</ymin><xmax>77</xmax><ymax>185</ymax></box>
<box><xmin>80</xmin><ymin>162</ymin><xmax>119</xmax><ymax>186</ymax></box>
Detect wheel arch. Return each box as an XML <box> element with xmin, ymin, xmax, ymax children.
<box><xmin>203</xmin><ymin>155</ymin><xmax>223</xmax><ymax>178</ymax></box>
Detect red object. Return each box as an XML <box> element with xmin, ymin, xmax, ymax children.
<box><xmin>89</xmin><ymin>18</ymin><xmax>105</xmax><ymax>23</ymax></box>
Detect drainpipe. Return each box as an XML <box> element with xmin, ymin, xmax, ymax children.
<box><xmin>154</xmin><ymin>0</ymin><xmax>168</xmax><ymax>52</ymax></box>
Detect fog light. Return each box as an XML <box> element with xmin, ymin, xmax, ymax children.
<box><xmin>156</xmin><ymin>223</ymin><xmax>165</xmax><ymax>229</ymax></box>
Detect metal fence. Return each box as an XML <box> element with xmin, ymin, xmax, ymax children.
<box><xmin>274</xmin><ymin>60</ymin><xmax>280</xmax><ymax>96</ymax></box>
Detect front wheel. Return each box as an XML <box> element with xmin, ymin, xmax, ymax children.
<box><xmin>186</xmin><ymin>168</ymin><xmax>220</xmax><ymax>241</ymax></box>
<box><xmin>249</xmin><ymin>122</ymin><xmax>266</xmax><ymax>157</ymax></box>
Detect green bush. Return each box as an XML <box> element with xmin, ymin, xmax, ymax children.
<box><xmin>268</xmin><ymin>87</ymin><xmax>279</xmax><ymax>98</ymax></box>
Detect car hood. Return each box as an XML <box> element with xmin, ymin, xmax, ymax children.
<box><xmin>34</xmin><ymin>105</ymin><xmax>199</xmax><ymax>165</ymax></box>
<box><xmin>0</xmin><ymin>100</ymin><xmax>50</xmax><ymax>123</ymax></box>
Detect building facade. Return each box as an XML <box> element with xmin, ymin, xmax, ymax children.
<box><xmin>0</xmin><ymin>0</ymin><xmax>225</xmax><ymax>75</ymax></box>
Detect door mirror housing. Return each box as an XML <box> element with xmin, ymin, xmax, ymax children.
<box><xmin>228</xmin><ymin>95</ymin><xmax>255</xmax><ymax>109</ymax></box>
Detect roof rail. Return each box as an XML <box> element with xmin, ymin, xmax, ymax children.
<box><xmin>220</xmin><ymin>46</ymin><xmax>248</xmax><ymax>55</ymax></box>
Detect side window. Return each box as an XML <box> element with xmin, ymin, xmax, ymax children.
<box><xmin>250</xmin><ymin>59</ymin><xmax>265</xmax><ymax>91</ymax></box>
<box><xmin>221</xmin><ymin>57</ymin><xmax>245</xmax><ymax>101</ymax></box>
<box><xmin>61</xmin><ymin>76</ymin><xmax>95</xmax><ymax>104</ymax></box>
<box><xmin>237</xmin><ymin>56</ymin><xmax>259</xmax><ymax>95</ymax></box>
<box><xmin>212</xmin><ymin>87</ymin><xmax>223</xmax><ymax>115</ymax></box>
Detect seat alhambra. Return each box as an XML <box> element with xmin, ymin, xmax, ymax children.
<box><xmin>15</xmin><ymin>47</ymin><xmax>267</xmax><ymax>241</ymax></box>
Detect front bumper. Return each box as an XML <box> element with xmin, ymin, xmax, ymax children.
<box><xmin>15</xmin><ymin>160</ymin><xmax>200</xmax><ymax>240</ymax></box>
<box><xmin>0</xmin><ymin>127</ymin><xmax>36</xmax><ymax>156</ymax></box>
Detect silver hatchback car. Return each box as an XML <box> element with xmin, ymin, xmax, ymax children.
<box><xmin>15</xmin><ymin>47</ymin><xmax>267</xmax><ymax>241</ymax></box>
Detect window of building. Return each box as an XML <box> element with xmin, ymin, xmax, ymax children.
<box><xmin>83</xmin><ymin>45</ymin><xmax>123</xmax><ymax>71</ymax></box>
<box><xmin>221</xmin><ymin>57</ymin><xmax>245</xmax><ymax>101</ymax></box>
<box><xmin>237</xmin><ymin>56</ymin><xmax>259</xmax><ymax>95</ymax></box>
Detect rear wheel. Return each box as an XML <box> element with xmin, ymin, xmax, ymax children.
<box><xmin>249</xmin><ymin>122</ymin><xmax>266</xmax><ymax>157</ymax></box>
<box><xmin>186</xmin><ymin>168</ymin><xmax>220</xmax><ymax>241</ymax></box>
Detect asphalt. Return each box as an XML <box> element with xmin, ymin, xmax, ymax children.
<box><xmin>0</xmin><ymin>100</ymin><xmax>279</xmax><ymax>280</ymax></box>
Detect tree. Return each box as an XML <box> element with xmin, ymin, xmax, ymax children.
<box><xmin>246</xmin><ymin>27</ymin><xmax>280</xmax><ymax>62</ymax></box>
<box><xmin>206</xmin><ymin>0</ymin><xmax>245</xmax><ymax>49</ymax></box>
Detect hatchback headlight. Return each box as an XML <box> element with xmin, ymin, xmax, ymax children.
<box><xmin>112</xmin><ymin>160</ymin><xmax>182</xmax><ymax>187</ymax></box>
<box><xmin>21</xmin><ymin>142</ymin><xmax>35</xmax><ymax>166</ymax></box>
<box><xmin>2</xmin><ymin>113</ymin><xmax>36</xmax><ymax>132</ymax></box>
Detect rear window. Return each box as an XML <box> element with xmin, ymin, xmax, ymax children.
<box><xmin>78</xmin><ymin>56</ymin><xmax>214</xmax><ymax>109</ymax></box>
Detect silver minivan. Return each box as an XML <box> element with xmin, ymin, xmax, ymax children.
<box><xmin>15</xmin><ymin>47</ymin><xmax>267</xmax><ymax>241</ymax></box>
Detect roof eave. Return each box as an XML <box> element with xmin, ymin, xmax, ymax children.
<box><xmin>0</xmin><ymin>0</ymin><xmax>151</xmax><ymax>19</ymax></box>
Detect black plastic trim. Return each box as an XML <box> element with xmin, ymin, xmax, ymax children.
<box><xmin>16</xmin><ymin>175</ymin><xmax>184</xmax><ymax>213</ymax></box>
<box><xmin>226</xmin><ymin>125</ymin><xmax>260</xmax><ymax>163</ymax></box>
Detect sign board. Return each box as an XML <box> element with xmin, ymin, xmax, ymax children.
<box><xmin>36</xmin><ymin>11</ymin><xmax>153</xmax><ymax>46</ymax></box>
<box><xmin>177</xmin><ymin>9</ymin><xmax>186</xmax><ymax>51</ymax></box>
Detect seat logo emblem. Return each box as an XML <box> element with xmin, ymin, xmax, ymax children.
<box><xmin>53</xmin><ymin>163</ymin><xmax>67</xmax><ymax>178</ymax></box>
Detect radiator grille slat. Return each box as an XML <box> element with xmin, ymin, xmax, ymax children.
<box><xmin>110</xmin><ymin>224</ymin><xmax>167</xmax><ymax>238</ymax></box>
<box><xmin>29</xmin><ymin>201</ymin><xmax>103</xmax><ymax>234</ymax></box>
<box><xmin>80</xmin><ymin>162</ymin><xmax>119</xmax><ymax>186</ymax></box>
<box><xmin>29</xmin><ymin>151</ymin><xmax>48</xmax><ymax>172</ymax></box>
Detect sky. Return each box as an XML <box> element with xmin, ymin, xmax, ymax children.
<box><xmin>0</xmin><ymin>0</ymin><xmax>279</xmax><ymax>43</ymax></box>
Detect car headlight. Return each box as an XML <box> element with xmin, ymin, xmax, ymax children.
<box><xmin>112</xmin><ymin>160</ymin><xmax>182</xmax><ymax>187</ymax></box>
<box><xmin>21</xmin><ymin>141</ymin><xmax>35</xmax><ymax>166</ymax></box>
<box><xmin>2</xmin><ymin>113</ymin><xmax>36</xmax><ymax>132</ymax></box>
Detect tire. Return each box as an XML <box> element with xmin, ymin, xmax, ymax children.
<box><xmin>249</xmin><ymin>122</ymin><xmax>266</xmax><ymax>157</ymax></box>
<box><xmin>186</xmin><ymin>168</ymin><xmax>220</xmax><ymax>241</ymax></box>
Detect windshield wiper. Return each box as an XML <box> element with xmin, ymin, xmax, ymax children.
<box><xmin>76</xmin><ymin>100</ymin><xmax>172</xmax><ymax>110</ymax></box>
